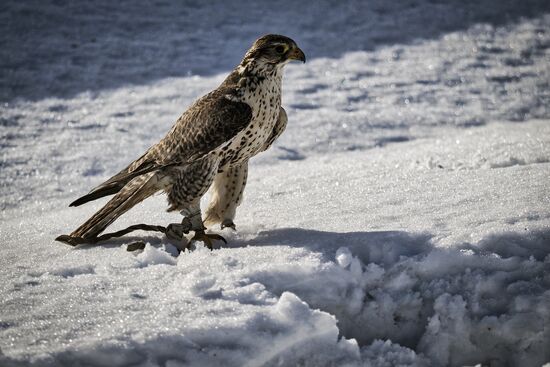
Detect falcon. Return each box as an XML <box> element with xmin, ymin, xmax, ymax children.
<box><xmin>56</xmin><ymin>34</ymin><xmax>306</xmax><ymax>249</ymax></box>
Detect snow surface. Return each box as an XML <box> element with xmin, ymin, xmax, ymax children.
<box><xmin>1</xmin><ymin>1</ymin><xmax>550</xmax><ymax>366</ymax></box>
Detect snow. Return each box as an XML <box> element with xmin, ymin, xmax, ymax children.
<box><xmin>1</xmin><ymin>0</ymin><xmax>550</xmax><ymax>366</ymax></box>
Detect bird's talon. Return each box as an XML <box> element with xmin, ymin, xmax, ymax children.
<box><xmin>191</xmin><ymin>231</ymin><xmax>227</xmax><ymax>250</ymax></box>
<box><xmin>165</xmin><ymin>223</ymin><xmax>193</xmax><ymax>252</ymax></box>
<box><xmin>165</xmin><ymin>223</ymin><xmax>185</xmax><ymax>241</ymax></box>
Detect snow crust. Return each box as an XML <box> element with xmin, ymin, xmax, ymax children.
<box><xmin>1</xmin><ymin>1</ymin><xmax>550</xmax><ymax>366</ymax></box>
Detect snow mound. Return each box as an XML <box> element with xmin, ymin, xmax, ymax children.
<box><xmin>223</xmin><ymin>230</ymin><xmax>549</xmax><ymax>366</ymax></box>
<box><xmin>135</xmin><ymin>243</ymin><xmax>178</xmax><ymax>267</ymax></box>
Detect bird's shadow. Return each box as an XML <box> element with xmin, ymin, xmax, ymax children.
<box><xmin>227</xmin><ymin>227</ymin><xmax>550</xmax><ymax>261</ymax></box>
<box><xmin>225</xmin><ymin>227</ymin><xmax>435</xmax><ymax>266</ymax></box>
<box><xmin>67</xmin><ymin>226</ymin><xmax>433</xmax><ymax>265</ymax></box>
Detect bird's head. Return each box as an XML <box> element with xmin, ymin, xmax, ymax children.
<box><xmin>241</xmin><ymin>34</ymin><xmax>306</xmax><ymax>72</ymax></box>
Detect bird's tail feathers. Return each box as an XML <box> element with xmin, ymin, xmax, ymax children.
<box><xmin>70</xmin><ymin>172</ymin><xmax>160</xmax><ymax>239</ymax></box>
<box><xmin>69</xmin><ymin>181</ymin><xmax>124</xmax><ymax>207</ymax></box>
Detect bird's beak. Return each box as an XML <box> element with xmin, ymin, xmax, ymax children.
<box><xmin>288</xmin><ymin>47</ymin><xmax>306</xmax><ymax>63</ymax></box>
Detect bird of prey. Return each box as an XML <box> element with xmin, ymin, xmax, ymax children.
<box><xmin>56</xmin><ymin>34</ymin><xmax>306</xmax><ymax>250</ymax></box>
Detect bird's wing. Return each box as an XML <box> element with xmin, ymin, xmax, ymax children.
<box><xmin>156</xmin><ymin>87</ymin><xmax>252</xmax><ymax>165</ymax></box>
<box><xmin>70</xmin><ymin>84</ymin><xmax>252</xmax><ymax>207</ymax></box>
<box><xmin>262</xmin><ymin>107</ymin><xmax>287</xmax><ymax>152</ymax></box>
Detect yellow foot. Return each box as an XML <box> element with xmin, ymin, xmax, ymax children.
<box><xmin>191</xmin><ymin>230</ymin><xmax>227</xmax><ymax>250</ymax></box>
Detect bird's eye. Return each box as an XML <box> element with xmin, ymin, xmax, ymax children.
<box><xmin>275</xmin><ymin>45</ymin><xmax>286</xmax><ymax>54</ymax></box>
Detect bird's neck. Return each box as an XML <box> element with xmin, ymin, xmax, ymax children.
<box><xmin>222</xmin><ymin>59</ymin><xmax>283</xmax><ymax>104</ymax></box>
<box><xmin>239</xmin><ymin>58</ymin><xmax>284</xmax><ymax>80</ymax></box>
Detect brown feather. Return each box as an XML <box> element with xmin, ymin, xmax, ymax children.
<box><xmin>70</xmin><ymin>173</ymin><xmax>161</xmax><ymax>238</ymax></box>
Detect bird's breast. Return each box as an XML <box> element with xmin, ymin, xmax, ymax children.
<box><xmin>219</xmin><ymin>78</ymin><xmax>282</xmax><ymax>168</ymax></box>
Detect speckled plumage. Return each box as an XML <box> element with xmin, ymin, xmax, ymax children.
<box><xmin>62</xmin><ymin>35</ymin><xmax>305</xmax><ymax>242</ymax></box>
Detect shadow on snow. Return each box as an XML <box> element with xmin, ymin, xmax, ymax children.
<box><xmin>2</xmin><ymin>0</ymin><xmax>549</xmax><ymax>102</ymax></box>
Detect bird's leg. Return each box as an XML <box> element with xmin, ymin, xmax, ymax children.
<box><xmin>203</xmin><ymin>162</ymin><xmax>248</xmax><ymax>232</ymax></box>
